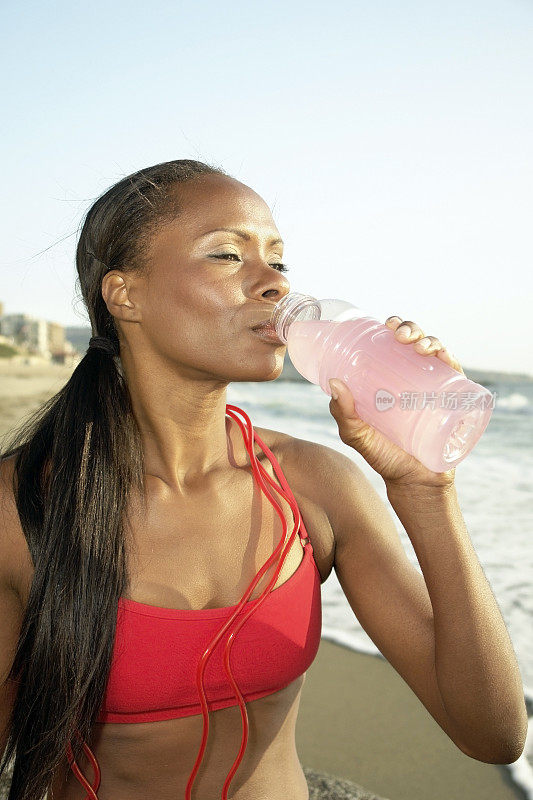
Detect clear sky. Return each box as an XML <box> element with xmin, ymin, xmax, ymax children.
<box><xmin>1</xmin><ymin>0</ymin><xmax>532</xmax><ymax>374</ymax></box>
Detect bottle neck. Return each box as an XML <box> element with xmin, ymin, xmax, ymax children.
<box><xmin>271</xmin><ymin>293</ymin><xmax>321</xmax><ymax>343</ymax></box>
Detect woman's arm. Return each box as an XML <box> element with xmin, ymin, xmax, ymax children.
<box><xmin>385</xmin><ymin>479</ymin><xmax>528</xmax><ymax>763</ymax></box>
<box><xmin>321</xmin><ymin>314</ymin><xmax>528</xmax><ymax>762</ymax></box>
<box><xmin>292</xmin><ymin>438</ymin><xmax>528</xmax><ymax>764</ymax></box>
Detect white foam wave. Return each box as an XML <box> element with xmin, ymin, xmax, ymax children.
<box><xmin>496</xmin><ymin>392</ymin><xmax>532</xmax><ymax>413</ymax></box>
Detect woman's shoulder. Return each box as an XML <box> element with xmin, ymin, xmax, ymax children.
<box><xmin>253</xmin><ymin>426</ymin><xmax>324</xmax><ymax>495</ymax></box>
<box><xmin>252</xmin><ymin>425</ymin><xmax>286</xmax><ymax>449</ymax></box>
<box><xmin>252</xmin><ymin>426</ymin><xmax>297</xmax><ymax>469</ymax></box>
<box><xmin>252</xmin><ymin>427</ymin><xmax>336</xmax><ymax>582</ymax></box>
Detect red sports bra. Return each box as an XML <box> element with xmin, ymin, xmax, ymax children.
<box><xmin>96</xmin><ymin>423</ymin><xmax>322</xmax><ymax>724</ymax></box>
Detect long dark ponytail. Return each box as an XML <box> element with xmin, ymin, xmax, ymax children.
<box><xmin>0</xmin><ymin>159</ymin><xmax>229</xmax><ymax>800</ymax></box>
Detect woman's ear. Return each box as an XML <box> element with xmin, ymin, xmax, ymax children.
<box><xmin>102</xmin><ymin>273</ymin><xmax>139</xmax><ymax>318</ymax></box>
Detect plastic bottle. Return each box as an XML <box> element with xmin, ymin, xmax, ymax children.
<box><xmin>270</xmin><ymin>292</ymin><xmax>495</xmax><ymax>473</ymax></box>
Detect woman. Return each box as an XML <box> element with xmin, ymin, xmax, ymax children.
<box><xmin>0</xmin><ymin>159</ymin><xmax>527</xmax><ymax>800</ymax></box>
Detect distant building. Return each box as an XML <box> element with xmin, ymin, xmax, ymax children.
<box><xmin>48</xmin><ymin>322</ymin><xmax>65</xmax><ymax>357</ymax></box>
<box><xmin>0</xmin><ymin>313</ymin><xmax>38</xmax><ymax>349</ymax></box>
<box><xmin>27</xmin><ymin>317</ymin><xmax>49</xmax><ymax>355</ymax></box>
<box><xmin>0</xmin><ymin>307</ymin><xmax>78</xmax><ymax>365</ymax></box>
<box><xmin>0</xmin><ymin>314</ymin><xmax>49</xmax><ymax>355</ymax></box>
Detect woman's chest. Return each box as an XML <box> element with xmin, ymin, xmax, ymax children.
<box><xmin>14</xmin><ymin>430</ymin><xmax>334</xmax><ymax>615</ymax></box>
<box><xmin>122</xmin><ymin>430</ymin><xmax>333</xmax><ymax>611</ymax></box>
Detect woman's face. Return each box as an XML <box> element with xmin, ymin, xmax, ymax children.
<box><xmin>126</xmin><ymin>173</ymin><xmax>291</xmax><ymax>383</ymax></box>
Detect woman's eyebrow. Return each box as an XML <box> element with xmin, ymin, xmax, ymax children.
<box><xmin>196</xmin><ymin>227</ymin><xmax>284</xmax><ymax>246</ymax></box>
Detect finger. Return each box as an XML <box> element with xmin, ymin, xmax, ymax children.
<box><xmin>385</xmin><ymin>315</ymin><xmax>402</xmax><ymax>326</ymax></box>
<box><xmin>413</xmin><ymin>335</ymin><xmax>443</xmax><ymax>353</ymax></box>
<box><xmin>387</xmin><ymin>317</ymin><xmax>464</xmax><ymax>373</ymax></box>
<box><xmin>393</xmin><ymin>320</ymin><xmax>426</xmax><ymax>342</ymax></box>
<box><xmin>329</xmin><ymin>379</ymin><xmax>363</xmax><ymax>422</ymax></box>
<box><xmin>436</xmin><ymin>347</ymin><xmax>465</xmax><ymax>375</ymax></box>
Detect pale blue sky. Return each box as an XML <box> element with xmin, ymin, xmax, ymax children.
<box><xmin>1</xmin><ymin>0</ymin><xmax>532</xmax><ymax>373</ymax></box>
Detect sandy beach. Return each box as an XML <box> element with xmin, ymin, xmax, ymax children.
<box><xmin>297</xmin><ymin>639</ymin><xmax>525</xmax><ymax>799</ymax></box>
<box><xmin>0</xmin><ymin>358</ymin><xmax>526</xmax><ymax>799</ymax></box>
<box><xmin>0</xmin><ymin>358</ymin><xmax>77</xmax><ymax>444</ymax></box>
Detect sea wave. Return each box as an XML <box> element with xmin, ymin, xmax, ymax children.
<box><xmin>495</xmin><ymin>392</ymin><xmax>532</xmax><ymax>414</ymax></box>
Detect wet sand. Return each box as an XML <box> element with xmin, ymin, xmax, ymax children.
<box><xmin>296</xmin><ymin>638</ymin><xmax>526</xmax><ymax>799</ymax></box>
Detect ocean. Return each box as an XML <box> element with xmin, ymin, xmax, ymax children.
<box><xmin>226</xmin><ymin>375</ymin><xmax>533</xmax><ymax>800</ymax></box>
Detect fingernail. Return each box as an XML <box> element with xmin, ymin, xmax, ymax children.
<box><xmin>329</xmin><ymin>379</ymin><xmax>339</xmax><ymax>400</ymax></box>
<box><xmin>397</xmin><ymin>325</ymin><xmax>411</xmax><ymax>337</ymax></box>
<box><xmin>419</xmin><ymin>337</ymin><xmax>431</xmax><ymax>349</ymax></box>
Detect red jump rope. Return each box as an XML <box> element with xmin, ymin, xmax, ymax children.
<box><xmin>65</xmin><ymin>403</ymin><xmax>307</xmax><ymax>799</ymax></box>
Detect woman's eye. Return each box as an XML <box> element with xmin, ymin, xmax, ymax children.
<box><xmin>212</xmin><ymin>253</ymin><xmax>240</xmax><ymax>261</ymax></box>
<box><xmin>211</xmin><ymin>254</ymin><xmax>289</xmax><ymax>273</ymax></box>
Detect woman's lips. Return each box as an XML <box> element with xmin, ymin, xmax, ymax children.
<box><xmin>250</xmin><ymin>322</ymin><xmax>285</xmax><ymax>344</ymax></box>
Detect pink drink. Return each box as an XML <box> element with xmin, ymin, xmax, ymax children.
<box><xmin>271</xmin><ymin>295</ymin><xmax>495</xmax><ymax>473</ymax></box>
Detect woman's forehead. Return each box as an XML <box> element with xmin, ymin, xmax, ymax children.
<box><xmin>163</xmin><ymin>178</ymin><xmax>280</xmax><ymax>242</ymax></box>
